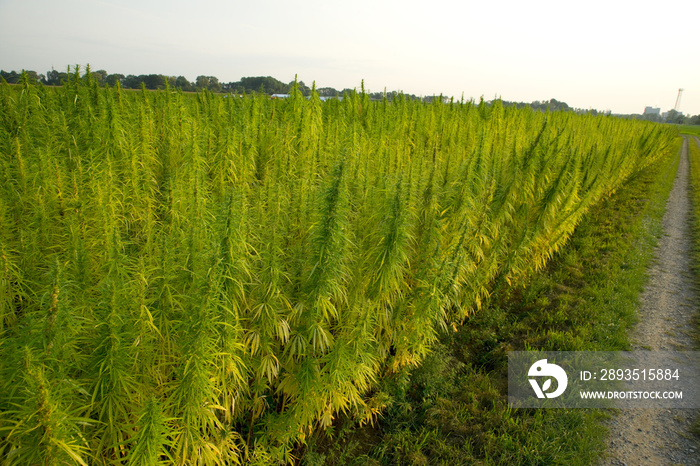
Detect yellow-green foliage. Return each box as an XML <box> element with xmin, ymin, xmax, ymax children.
<box><xmin>0</xmin><ymin>70</ymin><xmax>677</xmax><ymax>464</ymax></box>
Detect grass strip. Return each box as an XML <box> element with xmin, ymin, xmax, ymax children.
<box><xmin>680</xmin><ymin>125</ymin><xmax>700</xmax><ymax>137</ymax></box>
<box><xmin>688</xmin><ymin>136</ymin><xmax>700</xmax><ymax>294</ymax></box>
<box><xmin>303</xmin><ymin>138</ymin><xmax>682</xmax><ymax>465</ymax></box>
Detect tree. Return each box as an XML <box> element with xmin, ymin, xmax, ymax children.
<box><xmin>92</xmin><ymin>69</ymin><xmax>107</xmax><ymax>86</ymax></box>
<box><xmin>665</xmin><ymin>109</ymin><xmax>684</xmax><ymax>124</ymax></box>
<box><xmin>207</xmin><ymin>76</ymin><xmax>221</xmax><ymax>92</ymax></box>
<box><xmin>235</xmin><ymin>76</ymin><xmax>289</xmax><ymax>94</ymax></box>
<box><xmin>290</xmin><ymin>79</ymin><xmax>310</xmax><ymax>96</ymax></box>
<box><xmin>123</xmin><ymin>75</ymin><xmax>141</xmax><ymax>89</ymax></box>
<box><xmin>141</xmin><ymin>74</ymin><xmax>165</xmax><ymax>90</ymax></box>
<box><xmin>174</xmin><ymin>76</ymin><xmax>192</xmax><ymax>91</ymax></box>
<box><xmin>317</xmin><ymin>87</ymin><xmax>339</xmax><ymax>97</ymax></box>
<box><xmin>0</xmin><ymin>70</ymin><xmax>21</xmax><ymax>84</ymax></box>
<box><xmin>195</xmin><ymin>75</ymin><xmax>210</xmax><ymax>90</ymax></box>
<box><xmin>46</xmin><ymin>69</ymin><xmax>67</xmax><ymax>86</ymax></box>
<box><xmin>0</xmin><ymin>70</ymin><xmax>43</xmax><ymax>84</ymax></box>
<box><xmin>105</xmin><ymin>74</ymin><xmax>124</xmax><ymax>87</ymax></box>
<box><xmin>23</xmin><ymin>70</ymin><xmax>41</xmax><ymax>84</ymax></box>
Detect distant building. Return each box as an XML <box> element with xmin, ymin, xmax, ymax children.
<box><xmin>643</xmin><ymin>106</ymin><xmax>661</xmax><ymax>116</ymax></box>
<box><xmin>271</xmin><ymin>94</ymin><xmax>290</xmax><ymax>99</ymax></box>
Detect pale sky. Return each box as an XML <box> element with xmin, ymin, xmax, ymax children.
<box><xmin>1</xmin><ymin>0</ymin><xmax>698</xmax><ymax>115</ymax></box>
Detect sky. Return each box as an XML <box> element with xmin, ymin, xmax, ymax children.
<box><xmin>1</xmin><ymin>0</ymin><xmax>698</xmax><ymax>115</ymax></box>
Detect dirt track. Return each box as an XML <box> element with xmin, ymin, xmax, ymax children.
<box><xmin>601</xmin><ymin>137</ymin><xmax>699</xmax><ymax>465</ymax></box>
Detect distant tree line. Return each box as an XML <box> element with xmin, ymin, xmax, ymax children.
<box><xmin>2</xmin><ymin>67</ymin><xmax>699</xmax><ymax>124</ymax></box>
<box><xmin>0</xmin><ymin>67</ymin><xmax>334</xmax><ymax>96</ymax></box>
<box><xmin>638</xmin><ymin>108</ymin><xmax>696</xmax><ymax>125</ymax></box>
<box><xmin>501</xmin><ymin>97</ymin><xmax>700</xmax><ymax>125</ymax></box>
<box><xmin>0</xmin><ymin>67</ymin><xmax>431</xmax><ymax>101</ymax></box>
<box><xmin>502</xmin><ymin>98</ymin><xmax>576</xmax><ymax>113</ymax></box>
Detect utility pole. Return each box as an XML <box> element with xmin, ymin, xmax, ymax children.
<box><xmin>674</xmin><ymin>88</ymin><xmax>684</xmax><ymax>112</ymax></box>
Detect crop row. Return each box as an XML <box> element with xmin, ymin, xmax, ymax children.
<box><xmin>0</xmin><ymin>72</ymin><xmax>677</xmax><ymax>464</ymax></box>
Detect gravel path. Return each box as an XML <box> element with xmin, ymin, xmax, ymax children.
<box><xmin>601</xmin><ymin>137</ymin><xmax>699</xmax><ymax>465</ymax></box>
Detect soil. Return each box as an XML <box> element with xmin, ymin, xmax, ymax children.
<box><xmin>601</xmin><ymin>137</ymin><xmax>699</xmax><ymax>465</ymax></box>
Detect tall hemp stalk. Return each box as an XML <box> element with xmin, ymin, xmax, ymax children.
<box><xmin>0</xmin><ymin>71</ymin><xmax>677</xmax><ymax>464</ymax></box>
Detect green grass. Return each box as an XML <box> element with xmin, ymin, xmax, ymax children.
<box><xmin>687</xmin><ymin>136</ymin><xmax>700</xmax><ymax>348</ymax></box>
<box><xmin>303</xmin><ymin>139</ymin><xmax>682</xmax><ymax>465</ymax></box>
<box><xmin>679</xmin><ymin>125</ymin><xmax>700</xmax><ymax>137</ymax></box>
